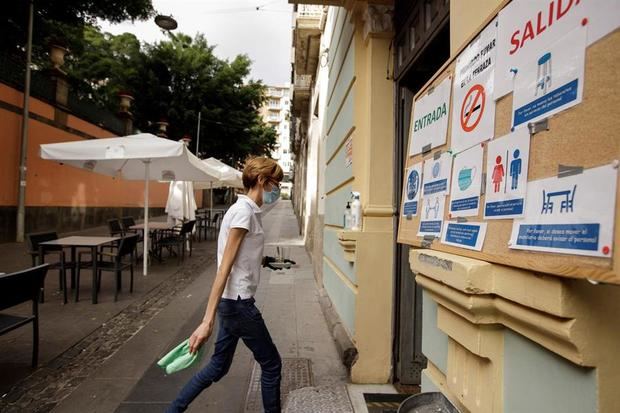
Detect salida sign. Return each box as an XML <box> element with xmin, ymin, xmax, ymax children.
<box><xmin>508</xmin><ymin>0</ymin><xmax>583</xmax><ymax>55</ymax></box>
<box><xmin>495</xmin><ymin>0</ymin><xmax>620</xmax><ymax>99</ymax></box>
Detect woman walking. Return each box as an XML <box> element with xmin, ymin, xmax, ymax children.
<box><xmin>167</xmin><ymin>157</ymin><xmax>284</xmax><ymax>413</ymax></box>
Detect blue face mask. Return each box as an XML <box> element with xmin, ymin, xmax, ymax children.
<box><xmin>263</xmin><ymin>185</ymin><xmax>281</xmax><ymax>205</ymax></box>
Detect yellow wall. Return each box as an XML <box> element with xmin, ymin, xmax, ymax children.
<box><xmin>450</xmin><ymin>0</ymin><xmax>504</xmax><ymax>53</ymax></box>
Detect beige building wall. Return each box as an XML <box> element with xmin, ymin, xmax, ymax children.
<box><xmin>409</xmin><ymin>1</ymin><xmax>620</xmax><ymax>412</ymax></box>
<box><xmin>295</xmin><ymin>2</ymin><xmax>396</xmax><ymax>383</ymax></box>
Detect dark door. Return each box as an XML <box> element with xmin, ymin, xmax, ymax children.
<box><xmin>392</xmin><ymin>0</ymin><xmax>450</xmax><ymax>385</ymax></box>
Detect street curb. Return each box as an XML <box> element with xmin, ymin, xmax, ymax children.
<box><xmin>317</xmin><ymin>288</ymin><xmax>358</xmax><ymax>372</ymax></box>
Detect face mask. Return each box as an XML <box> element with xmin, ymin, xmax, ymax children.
<box><xmin>263</xmin><ymin>185</ymin><xmax>281</xmax><ymax>205</ymax></box>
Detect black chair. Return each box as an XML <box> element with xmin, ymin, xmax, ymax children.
<box><xmin>195</xmin><ymin>213</ymin><xmax>208</xmax><ymax>242</ymax></box>
<box><xmin>0</xmin><ymin>264</ymin><xmax>49</xmax><ymax>368</ymax></box>
<box><xmin>108</xmin><ymin>219</ymin><xmax>124</xmax><ymax>237</ymax></box>
<box><xmin>158</xmin><ymin>220</ymin><xmax>196</xmax><ymax>264</ymax></box>
<box><xmin>207</xmin><ymin>213</ymin><xmax>221</xmax><ymax>240</ymax></box>
<box><xmin>25</xmin><ymin>232</ymin><xmax>68</xmax><ymax>304</ymax></box>
<box><xmin>76</xmin><ymin>235</ymin><xmax>139</xmax><ymax>302</ymax></box>
<box><xmin>121</xmin><ymin>216</ymin><xmax>143</xmax><ymax>261</ymax></box>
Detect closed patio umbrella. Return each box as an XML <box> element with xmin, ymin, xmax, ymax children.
<box><xmin>166</xmin><ymin>180</ymin><xmax>197</xmax><ymax>224</ymax></box>
<box><xmin>40</xmin><ymin>133</ymin><xmax>219</xmax><ymax>275</ymax></box>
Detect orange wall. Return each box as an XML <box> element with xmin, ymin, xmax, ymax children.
<box><xmin>0</xmin><ymin>83</ymin><xmax>202</xmax><ymax>209</ymax></box>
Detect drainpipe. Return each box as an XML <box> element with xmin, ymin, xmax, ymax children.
<box><xmin>16</xmin><ymin>0</ymin><xmax>34</xmax><ymax>242</ymax></box>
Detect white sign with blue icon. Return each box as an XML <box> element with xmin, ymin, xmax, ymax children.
<box><xmin>494</xmin><ymin>0</ymin><xmax>620</xmax><ymax>100</ymax></box>
<box><xmin>511</xmin><ymin>25</ymin><xmax>586</xmax><ymax>129</ymax></box>
<box><xmin>422</xmin><ymin>153</ymin><xmax>453</xmax><ymax>197</ymax></box>
<box><xmin>449</xmin><ymin>144</ymin><xmax>484</xmax><ymax>217</ymax></box>
<box><xmin>418</xmin><ymin>194</ymin><xmax>446</xmax><ymax>237</ymax></box>
<box><xmin>484</xmin><ymin>128</ymin><xmax>531</xmax><ymax>219</ymax></box>
<box><xmin>403</xmin><ymin>162</ymin><xmax>423</xmax><ymax>217</ymax></box>
<box><xmin>510</xmin><ymin>163</ymin><xmax>618</xmax><ymax>258</ymax></box>
<box><xmin>441</xmin><ymin>221</ymin><xmax>488</xmax><ymax>251</ymax></box>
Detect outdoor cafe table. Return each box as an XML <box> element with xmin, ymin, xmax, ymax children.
<box><xmin>39</xmin><ymin>236</ymin><xmax>119</xmax><ymax>304</ymax></box>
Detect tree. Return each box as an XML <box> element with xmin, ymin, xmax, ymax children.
<box><xmin>67</xmin><ymin>28</ymin><xmax>277</xmax><ymax>165</ymax></box>
<box><xmin>0</xmin><ymin>0</ymin><xmax>154</xmax><ymax>63</ymax></box>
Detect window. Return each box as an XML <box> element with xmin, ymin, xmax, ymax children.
<box><xmin>283</xmin><ymin>149</ymin><xmax>288</xmax><ymax>154</ymax></box>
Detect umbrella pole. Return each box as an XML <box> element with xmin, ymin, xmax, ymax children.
<box><xmin>143</xmin><ymin>161</ymin><xmax>150</xmax><ymax>276</ymax></box>
<box><xmin>210</xmin><ymin>181</ymin><xmax>213</xmax><ymax>225</ymax></box>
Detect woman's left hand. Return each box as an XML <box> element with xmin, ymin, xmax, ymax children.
<box><xmin>189</xmin><ymin>321</ymin><xmax>213</xmax><ymax>354</ymax></box>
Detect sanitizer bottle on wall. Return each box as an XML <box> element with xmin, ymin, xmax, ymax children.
<box><xmin>344</xmin><ymin>202</ymin><xmax>352</xmax><ymax>229</ymax></box>
<box><xmin>351</xmin><ymin>192</ymin><xmax>362</xmax><ymax>231</ymax></box>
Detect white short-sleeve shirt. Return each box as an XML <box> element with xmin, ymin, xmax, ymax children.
<box><xmin>218</xmin><ymin>195</ymin><xmax>264</xmax><ymax>299</ymax></box>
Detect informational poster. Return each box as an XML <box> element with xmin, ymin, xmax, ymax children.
<box><xmin>418</xmin><ymin>194</ymin><xmax>446</xmax><ymax>237</ymax></box>
<box><xmin>449</xmin><ymin>144</ymin><xmax>484</xmax><ymax>217</ymax></box>
<box><xmin>484</xmin><ymin>128</ymin><xmax>531</xmax><ymax>219</ymax></box>
<box><xmin>441</xmin><ymin>221</ymin><xmax>488</xmax><ymax>251</ymax></box>
<box><xmin>403</xmin><ymin>163</ymin><xmax>423</xmax><ymax>217</ymax></box>
<box><xmin>510</xmin><ymin>163</ymin><xmax>618</xmax><ymax>257</ymax></box>
<box><xmin>345</xmin><ymin>136</ymin><xmax>353</xmax><ymax>167</ymax></box>
<box><xmin>495</xmin><ymin>0</ymin><xmax>620</xmax><ymax>99</ymax></box>
<box><xmin>512</xmin><ymin>25</ymin><xmax>586</xmax><ymax>129</ymax></box>
<box><xmin>450</xmin><ymin>18</ymin><xmax>498</xmax><ymax>153</ymax></box>
<box><xmin>409</xmin><ymin>76</ymin><xmax>452</xmax><ymax>156</ymax></box>
<box><xmin>422</xmin><ymin>153</ymin><xmax>453</xmax><ymax>197</ymax></box>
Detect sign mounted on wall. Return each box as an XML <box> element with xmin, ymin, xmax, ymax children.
<box><xmin>403</xmin><ymin>162</ymin><xmax>423</xmax><ymax>217</ymax></box>
<box><xmin>484</xmin><ymin>128</ymin><xmax>531</xmax><ymax>219</ymax></box>
<box><xmin>509</xmin><ymin>163</ymin><xmax>618</xmax><ymax>257</ymax></box>
<box><xmin>495</xmin><ymin>0</ymin><xmax>620</xmax><ymax>99</ymax></box>
<box><xmin>418</xmin><ymin>194</ymin><xmax>446</xmax><ymax>237</ymax></box>
<box><xmin>409</xmin><ymin>76</ymin><xmax>452</xmax><ymax>156</ymax></box>
<box><xmin>449</xmin><ymin>144</ymin><xmax>484</xmax><ymax>217</ymax></box>
<box><xmin>441</xmin><ymin>221</ymin><xmax>488</xmax><ymax>251</ymax></box>
<box><xmin>450</xmin><ymin>18</ymin><xmax>498</xmax><ymax>154</ymax></box>
<box><xmin>512</xmin><ymin>25</ymin><xmax>586</xmax><ymax>128</ymax></box>
<box><xmin>422</xmin><ymin>152</ymin><xmax>453</xmax><ymax>197</ymax></box>
<box><xmin>345</xmin><ymin>136</ymin><xmax>353</xmax><ymax>167</ymax></box>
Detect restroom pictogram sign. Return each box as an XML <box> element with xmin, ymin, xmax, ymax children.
<box><xmin>460</xmin><ymin>84</ymin><xmax>486</xmax><ymax>133</ymax></box>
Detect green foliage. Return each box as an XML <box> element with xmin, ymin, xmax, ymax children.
<box><xmin>0</xmin><ymin>0</ymin><xmax>154</xmax><ymax>62</ymax></box>
<box><xmin>0</xmin><ymin>0</ymin><xmax>276</xmax><ymax>164</ymax></box>
<box><xmin>67</xmin><ymin>29</ymin><xmax>277</xmax><ymax>165</ymax></box>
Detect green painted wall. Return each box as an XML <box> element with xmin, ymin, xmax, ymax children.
<box><xmin>504</xmin><ymin>330</ymin><xmax>597</xmax><ymax>413</ymax></box>
<box><xmin>323</xmin><ymin>260</ymin><xmax>356</xmax><ymax>335</ymax></box>
<box><xmin>323</xmin><ymin>227</ymin><xmax>356</xmax><ymax>283</ymax></box>
<box><xmin>421</xmin><ymin>290</ymin><xmax>449</xmax><ymax>374</ymax></box>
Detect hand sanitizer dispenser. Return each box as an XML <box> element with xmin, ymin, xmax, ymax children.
<box><xmin>351</xmin><ymin>192</ymin><xmax>362</xmax><ymax>231</ymax></box>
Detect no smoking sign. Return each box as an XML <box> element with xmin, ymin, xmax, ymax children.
<box><xmin>460</xmin><ymin>84</ymin><xmax>486</xmax><ymax>133</ymax></box>
<box><xmin>450</xmin><ymin>18</ymin><xmax>497</xmax><ymax>153</ymax></box>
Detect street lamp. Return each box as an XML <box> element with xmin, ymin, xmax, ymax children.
<box><xmin>16</xmin><ymin>0</ymin><xmax>34</xmax><ymax>242</ymax></box>
<box><xmin>155</xmin><ymin>15</ymin><xmax>178</xmax><ymax>31</ymax></box>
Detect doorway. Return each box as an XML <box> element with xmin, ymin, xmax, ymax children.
<box><xmin>392</xmin><ymin>0</ymin><xmax>450</xmax><ymax>385</ymax></box>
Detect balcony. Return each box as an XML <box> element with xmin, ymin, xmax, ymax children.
<box><xmin>266</xmin><ymin>88</ymin><xmax>284</xmax><ymax>97</ymax></box>
<box><xmin>292</xmin><ymin>5</ymin><xmax>326</xmax><ymax>76</ymax></box>
<box><xmin>292</xmin><ymin>74</ymin><xmax>312</xmax><ymax>117</ymax></box>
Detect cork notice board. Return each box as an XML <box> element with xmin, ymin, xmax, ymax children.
<box><xmin>397</xmin><ymin>12</ymin><xmax>620</xmax><ymax>283</ymax></box>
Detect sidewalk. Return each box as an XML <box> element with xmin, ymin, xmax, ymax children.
<box><xmin>45</xmin><ymin>200</ymin><xmax>352</xmax><ymax>412</ymax></box>
<box><xmin>0</xmin><ymin>229</ymin><xmax>218</xmax><ymax>412</ymax></box>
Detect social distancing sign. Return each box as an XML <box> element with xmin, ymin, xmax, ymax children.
<box><xmin>451</xmin><ymin>18</ymin><xmax>498</xmax><ymax>154</ymax></box>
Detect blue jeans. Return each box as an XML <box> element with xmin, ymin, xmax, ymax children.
<box><xmin>166</xmin><ymin>297</ymin><xmax>282</xmax><ymax>413</ymax></box>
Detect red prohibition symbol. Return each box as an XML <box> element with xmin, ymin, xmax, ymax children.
<box><xmin>460</xmin><ymin>84</ymin><xmax>486</xmax><ymax>133</ymax></box>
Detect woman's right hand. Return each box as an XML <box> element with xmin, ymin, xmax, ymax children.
<box><xmin>189</xmin><ymin>321</ymin><xmax>213</xmax><ymax>354</ymax></box>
